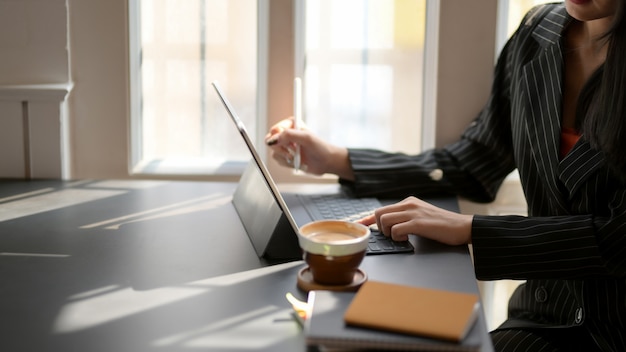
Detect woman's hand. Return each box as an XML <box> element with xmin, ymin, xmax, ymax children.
<box><xmin>265</xmin><ymin>117</ymin><xmax>355</xmax><ymax>180</ymax></box>
<box><xmin>358</xmin><ymin>196</ymin><xmax>473</xmax><ymax>246</ymax></box>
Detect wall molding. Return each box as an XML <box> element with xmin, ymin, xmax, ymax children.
<box><xmin>0</xmin><ymin>83</ymin><xmax>72</xmax><ymax>179</ymax></box>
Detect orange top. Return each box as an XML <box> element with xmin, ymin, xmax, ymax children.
<box><xmin>560</xmin><ymin>126</ymin><xmax>581</xmax><ymax>159</ymax></box>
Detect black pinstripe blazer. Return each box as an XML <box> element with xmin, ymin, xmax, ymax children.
<box><xmin>340</xmin><ymin>4</ymin><xmax>626</xmax><ymax>351</ymax></box>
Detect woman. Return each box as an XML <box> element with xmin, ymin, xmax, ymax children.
<box><xmin>266</xmin><ymin>1</ymin><xmax>625</xmax><ymax>351</ymax></box>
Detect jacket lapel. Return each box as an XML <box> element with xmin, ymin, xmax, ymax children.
<box><xmin>521</xmin><ymin>7</ymin><xmax>571</xmax><ymax>211</ymax></box>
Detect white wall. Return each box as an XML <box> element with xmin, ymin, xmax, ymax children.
<box><xmin>0</xmin><ymin>0</ymin><xmax>72</xmax><ymax>179</ymax></box>
<box><xmin>435</xmin><ymin>0</ymin><xmax>497</xmax><ymax>147</ymax></box>
<box><xmin>66</xmin><ymin>0</ymin><xmax>130</xmax><ymax>179</ymax></box>
<box><xmin>0</xmin><ymin>0</ymin><xmax>68</xmax><ymax>85</ymax></box>
<box><xmin>0</xmin><ymin>0</ymin><xmax>128</xmax><ymax>179</ymax></box>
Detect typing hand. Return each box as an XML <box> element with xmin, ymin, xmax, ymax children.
<box><xmin>358</xmin><ymin>197</ymin><xmax>473</xmax><ymax>245</ymax></box>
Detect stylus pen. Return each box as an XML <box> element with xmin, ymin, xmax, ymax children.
<box><xmin>293</xmin><ymin>77</ymin><xmax>303</xmax><ymax>172</ymax></box>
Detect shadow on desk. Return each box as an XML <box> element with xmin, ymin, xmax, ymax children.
<box><xmin>5</xmin><ymin>259</ymin><xmax>308</xmax><ymax>351</ymax></box>
<box><xmin>0</xmin><ymin>179</ymin><xmax>491</xmax><ymax>352</ymax></box>
<box><xmin>0</xmin><ymin>180</ymin><xmax>306</xmax><ymax>351</ymax></box>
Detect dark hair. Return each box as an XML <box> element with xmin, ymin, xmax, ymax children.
<box><xmin>579</xmin><ymin>1</ymin><xmax>626</xmax><ymax>182</ymax></box>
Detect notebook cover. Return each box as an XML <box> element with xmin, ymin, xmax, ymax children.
<box><xmin>305</xmin><ymin>288</ymin><xmax>482</xmax><ymax>351</ymax></box>
<box><xmin>344</xmin><ymin>281</ymin><xmax>480</xmax><ymax>342</ymax></box>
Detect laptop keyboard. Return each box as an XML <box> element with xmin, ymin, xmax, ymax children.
<box><xmin>301</xmin><ymin>194</ymin><xmax>379</xmax><ymax>222</ymax></box>
<box><xmin>297</xmin><ymin>194</ymin><xmax>414</xmax><ymax>255</ymax></box>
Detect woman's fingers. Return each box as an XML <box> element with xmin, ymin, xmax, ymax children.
<box><xmin>371</xmin><ymin>196</ymin><xmax>471</xmax><ymax>245</ymax></box>
<box><xmin>356</xmin><ymin>213</ymin><xmax>376</xmax><ymax>226</ymax></box>
<box><xmin>377</xmin><ymin>206</ymin><xmax>413</xmax><ymax>241</ymax></box>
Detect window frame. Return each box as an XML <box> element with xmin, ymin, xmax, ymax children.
<box><xmin>127</xmin><ymin>0</ymin><xmax>263</xmax><ymax>180</ymax></box>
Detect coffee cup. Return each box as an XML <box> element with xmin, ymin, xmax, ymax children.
<box><xmin>297</xmin><ymin>220</ymin><xmax>370</xmax><ymax>285</ymax></box>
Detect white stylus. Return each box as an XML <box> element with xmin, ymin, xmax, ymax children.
<box><xmin>293</xmin><ymin>77</ymin><xmax>303</xmax><ymax>172</ymax></box>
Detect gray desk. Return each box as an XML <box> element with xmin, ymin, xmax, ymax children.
<box><xmin>0</xmin><ymin>179</ymin><xmax>493</xmax><ymax>352</ymax></box>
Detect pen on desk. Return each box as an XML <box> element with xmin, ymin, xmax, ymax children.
<box><xmin>293</xmin><ymin>77</ymin><xmax>303</xmax><ymax>172</ymax></box>
<box><xmin>286</xmin><ymin>292</ymin><xmax>308</xmax><ymax>327</ymax></box>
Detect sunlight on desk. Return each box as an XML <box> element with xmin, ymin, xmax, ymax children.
<box><xmin>53</xmin><ymin>262</ymin><xmax>303</xmax><ymax>335</ymax></box>
<box><xmin>152</xmin><ymin>305</ymin><xmax>295</xmax><ymax>349</ymax></box>
<box><xmin>188</xmin><ymin>261</ymin><xmax>303</xmax><ymax>287</ymax></box>
<box><xmin>53</xmin><ymin>284</ymin><xmax>208</xmax><ymax>334</ymax></box>
<box><xmin>80</xmin><ymin>193</ymin><xmax>232</xmax><ymax>230</ymax></box>
<box><xmin>85</xmin><ymin>180</ymin><xmax>167</xmax><ymax>190</ymax></box>
<box><xmin>0</xmin><ymin>179</ymin><xmax>171</xmax><ymax>223</ymax></box>
<box><xmin>0</xmin><ymin>188</ymin><xmax>126</xmax><ymax>222</ymax></box>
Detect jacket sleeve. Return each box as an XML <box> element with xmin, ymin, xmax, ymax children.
<box><xmin>472</xmin><ymin>186</ymin><xmax>626</xmax><ymax>280</ymax></box>
<box><xmin>341</xmin><ymin>26</ymin><xmax>519</xmax><ymax>203</ymax></box>
<box><xmin>341</xmin><ymin>142</ymin><xmax>513</xmax><ymax>202</ymax></box>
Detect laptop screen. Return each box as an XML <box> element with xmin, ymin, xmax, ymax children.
<box><xmin>212</xmin><ymin>81</ymin><xmax>302</xmax><ymax>258</ymax></box>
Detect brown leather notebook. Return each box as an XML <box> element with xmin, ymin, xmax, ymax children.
<box><xmin>344</xmin><ymin>280</ymin><xmax>480</xmax><ymax>342</ymax></box>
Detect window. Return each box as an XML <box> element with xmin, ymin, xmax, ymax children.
<box><xmin>130</xmin><ymin>0</ymin><xmax>258</xmax><ymax>175</ymax></box>
<box><xmin>130</xmin><ymin>0</ymin><xmax>426</xmax><ymax>178</ymax></box>
<box><xmin>301</xmin><ymin>0</ymin><xmax>426</xmax><ymax>154</ymax></box>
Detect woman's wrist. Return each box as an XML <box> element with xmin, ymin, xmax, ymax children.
<box><xmin>458</xmin><ymin>213</ymin><xmax>474</xmax><ymax>244</ymax></box>
<box><xmin>328</xmin><ymin>146</ymin><xmax>354</xmax><ymax>181</ymax></box>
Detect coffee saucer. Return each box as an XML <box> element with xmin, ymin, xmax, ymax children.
<box><xmin>296</xmin><ymin>266</ymin><xmax>367</xmax><ymax>292</ymax></box>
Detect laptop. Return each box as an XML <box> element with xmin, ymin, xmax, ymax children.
<box><xmin>212</xmin><ymin>81</ymin><xmax>414</xmax><ymax>260</ymax></box>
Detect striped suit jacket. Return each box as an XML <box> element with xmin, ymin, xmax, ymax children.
<box><xmin>341</xmin><ymin>4</ymin><xmax>626</xmax><ymax>351</ymax></box>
